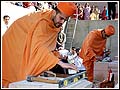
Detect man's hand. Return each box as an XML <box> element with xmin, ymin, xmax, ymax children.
<box><xmin>57</xmin><ymin>61</ymin><xmax>79</xmax><ymax>72</ymax></box>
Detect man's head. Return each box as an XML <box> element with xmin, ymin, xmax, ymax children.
<box><xmin>3</xmin><ymin>15</ymin><xmax>10</xmax><ymax>25</ymax></box>
<box><xmin>105</xmin><ymin>25</ymin><xmax>115</xmax><ymax>36</ymax></box>
<box><xmin>70</xmin><ymin>47</ymin><xmax>76</xmax><ymax>54</ymax></box>
<box><xmin>102</xmin><ymin>24</ymin><xmax>115</xmax><ymax>39</ymax></box>
<box><xmin>52</xmin><ymin>2</ymin><xmax>77</xmax><ymax>28</ymax></box>
<box><xmin>57</xmin><ymin>2</ymin><xmax>77</xmax><ymax>17</ymax></box>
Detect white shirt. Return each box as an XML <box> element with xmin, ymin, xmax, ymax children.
<box><xmin>1</xmin><ymin>21</ymin><xmax>11</xmax><ymax>36</ymax></box>
<box><xmin>67</xmin><ymin>53</ymin><xmax>77</xmax><ymax>64</ymax></box>
<box><xmin>74</xmin><ymin>56</ymin><xmax>86</xmax><ymax>71</ymax></box>
<box><xmin>58</xmin><ymin>49</ymin><xmax>69</xmax><ymax>57</ymax></box>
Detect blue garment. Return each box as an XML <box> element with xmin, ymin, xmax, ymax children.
<box><xmin>106</xmin><ymin>9</ymin><xmax>109</xmax><ymax>17</ymax></box>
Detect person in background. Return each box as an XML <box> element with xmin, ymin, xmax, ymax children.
<box><xmin>101</xmin><ymin>6</ymin><xmax>108</xmax><ymax>20</ymax></box>
<box><xmin>67</xmin><ymin>47</ymin><xmax>77</xmax><ymax>64</ymax></box>
<box><xmin>74</xmin><ymin>48</ymin><xmax>86</xmax><ymax>72</ymax></box>
<box><xmin>90</xmin><ymin>10</ymin><xmax>96</xmax><ymax>20</ymax></box>
<box><xmin>107</xmin><ymin>2</ymin><xmax>117</xmax><ymax>20</ymax></box>
<box><xmin>83</xmin><ymin>2</ymin><xmax>91</xmax><ymax>20</ymax></box>
<box><xmin>1</xmin><ymin>15</ymin><xmax>10</xmax><ymax>36</ymax></box>
<box><xmin>94</xmin><ymin>6</ymin><xmax>100</xmax><ymax>20</ymax></box>
<box><xmin>67</xmin><ymin>47</ymin><xmax>78</xmax><ymax>74</ymax></box>
<box><xmin>79</xmin><ymin>24</ymin><xmax>115</xmax><ymax>82</ymax></box>
<box><xmin>106</xmin><ymin>6</ymin><xmax>109</xmax><ymax>20</ymax></box>
<box><xmin>3</xmin><ymin>15</ymin><xmax>10</xmax><ymax>29</ymax></box>
<box><xmin>2</xmin><ymin>2</ymin><xmax>77</xmax><ymax>88</ymax></box>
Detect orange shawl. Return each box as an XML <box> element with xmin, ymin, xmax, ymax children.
<box><xmin>80</xmin><ymin>29</ymin><xmax>106</xmax><ymax>64</ymax></box>
<box><xmin>2</xmin><ymin>9</ymin><xmax>60</xmax><ymax>87</ymax></box>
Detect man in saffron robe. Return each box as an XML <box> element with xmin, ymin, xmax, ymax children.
<box><xmin>79</xmin><ymin>25</ymin><xmax>115</xmax><ymax>82</ymax></box>
<box><xmin>2</xmin><ymin>2</ymin><xmax>77</xmax><ymax>88</ymax></box>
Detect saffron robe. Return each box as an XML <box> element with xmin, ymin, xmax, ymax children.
<box><xmin>80</xmin><ymin>29</ymin><xmax>106</xmax><ymax>82</ymax></box>
<box><xmin>2</xmin><ymin>9</ymin><xmax>61</xmax><ymax>87</ymax></box>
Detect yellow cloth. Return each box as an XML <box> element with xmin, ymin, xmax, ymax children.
<box><xmin>80</xmin><ymin>29</ymin><xmax>106</xmax><ymax>82</ymax></box>
<box><xmin>2</xmin><ymin>10</ymin><xmax>60</xmax><ymax>87</ymax></box>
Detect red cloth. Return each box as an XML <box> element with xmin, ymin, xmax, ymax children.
<box><xmin>23</xmin><ymin>2</ymin><xmax>33</xmax><ymax>8</ymax></box>
<box><xmin>102</xmin><ymin>9</ymin><xmax>107</xmax><ymax>20</ymax></box>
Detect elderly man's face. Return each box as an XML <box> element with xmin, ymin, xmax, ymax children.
<box><xmin>53</xmin><ymin>12</ymin><xmax>68</xmax><ymax>28</ymax></box>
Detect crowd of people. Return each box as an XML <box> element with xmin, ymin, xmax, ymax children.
<box><xmin>72</xmin><ymin>2</ymin><xmax>117</xmax><ymax>20</ymax></box>
<box><xmin>8</xmin><ymin>2</ymin><xmax>118</xmax><ymax>20</ymax></box>
<box><xmin>1</xmin><ymin>2</ymin><xmax>117</xmax><ymax>36</ymax></box>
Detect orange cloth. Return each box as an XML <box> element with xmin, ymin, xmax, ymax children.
<box><xmin>2</xmin><ymin>10</ymin><xmax>61</xmax><ymax>87</ymax></box>
<box><xmin>105</xmin><ymin>24</ymin><xmax>115</xmax><ymax>36</ymax></box>
<box><xmin>52</xmin><ymin>50</ymin><xmax>61</xmax><ymax>59</ymax></box>
<box><xmin>79</xmin><ymin>29</ymin><xmax>107</xmax><ymax>82</ymax></box>
<box><xmin>57</xmin><ymin>2</ymin><xmax>77</xmax><ymax>17</ymax></box>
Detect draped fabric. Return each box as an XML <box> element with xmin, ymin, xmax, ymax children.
<box><xmin>80</xmin><ymin>29</ymin><xmax>106</xmax><ymax>82</ymax></box>
<box><xmin>2</xmin><ymin>9</ymin><xmax>61</xmax><ymax>87</ymax></box>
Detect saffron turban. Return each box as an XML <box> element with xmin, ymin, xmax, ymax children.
<box><xmin>57</xmin><ymin>2</ymin><xmax>77</xmax><ymax>17</ymax></box>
